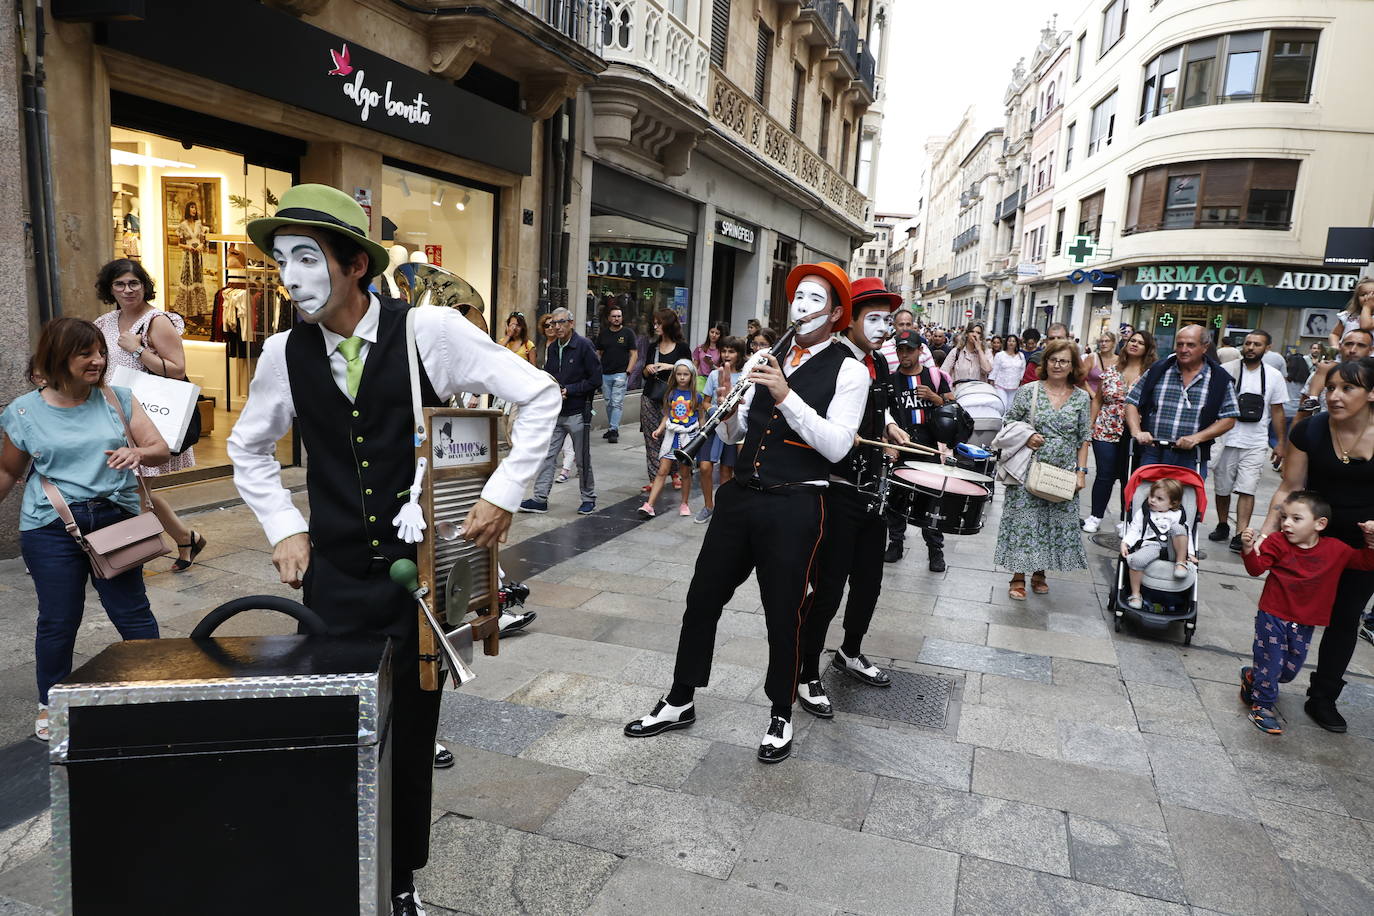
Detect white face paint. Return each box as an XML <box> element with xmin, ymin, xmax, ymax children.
<box><xmin>791</xmin><ymin>277</ymin><xmax>832</xmax><ymax>335</ymax></box>
<box><xmin>862</xmin><ymin>310</ymin><xmax>894</xmax><ymax>346</ymax></box>
<box><xmin>271</xmin><ymin>234</ymin><xmax>333</xmax><ymax>317</ymax></box>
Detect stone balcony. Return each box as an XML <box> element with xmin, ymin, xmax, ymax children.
<box><xmin>599</xmin><ymin>0</ymin><xmax>711</xmax><ymax>106</ymax></box>
<box><xmin>707</xmin><ymin>68</ymin><xmax>867</xmax><ymax>226</ymax></box>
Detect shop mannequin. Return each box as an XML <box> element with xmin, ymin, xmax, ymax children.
<box><xmin>122</xmin><ymin>200</ymin><xmax>141</xmax><ymax>259</ymax></box>
<box><xmin>409</xmin><ymin>250</ymin><xmax>429</xmax><ymax>264</ymax></box>
<box><xmin>381</xmin><ymin>244</ymin><xmax>409</xmax><ymax>298</ymax></box>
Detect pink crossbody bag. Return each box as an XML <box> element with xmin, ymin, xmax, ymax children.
<box><xmin>38</xmin><ymin>386</ymin><xmax>169</xmax><ymax>579</ymax></box>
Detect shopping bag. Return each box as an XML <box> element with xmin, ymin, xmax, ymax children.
<box><xmin>110</xmin><ymin>365</ymin><xmax>201</xmax><ymax>454</ymax></box>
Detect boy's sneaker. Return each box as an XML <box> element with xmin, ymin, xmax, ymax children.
<box><xmin>519</xmin><ymin>498</ymin><xmax>548</xmax><ymax>513</ymax></box>
<box><xmin>1207</xmin><ymin>523</ymin><xmax>1231</xmax><ymax>542</ymax></box>
<box><xmin>637</xmin><ymin>503</ymin><xmax>656</xmax><ymax>519</ymax></box>
<box><xmin>1249</xmin><ymin>705</ymin><xmax>1282</xmax><ymax>735</ymax></box>
<box><xmin>1360</xmin><ymin>619</ymin><xmax>1374</xmax><ymax>647</ymax></box>
<box><xmin>694</xmin><ymin>507</ymin><xmax>713</xmax><ymax>524</ymax></box>
<box><xmin>1081</xmin><ymin>516</ymin><xmax>1101</xmax><ymax>533</ymax></box>
<box><xmin>1238</xmin><ymin>666</ymin><xmax>1255</xmax><ymax>706</ymax></box>
<box><xmin>578</xmin><ymin>500</ymin><xmax>596</xmax><ymax>515</ymax></box>
<box><xmin>1228</xmin><ymin>534</ymin><xmax>1243</xmax><ymax>553</ymax></box>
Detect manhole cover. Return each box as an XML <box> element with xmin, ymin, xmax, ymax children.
<box><xmin>1091</xmin><ymin>532</ymin><xmax>1121</xmax><ymax>552</ymax></box>
<box><xmin>821</xmin><ymin>667</ymin><xmax>954</xmax><ymax>729</ymax></box>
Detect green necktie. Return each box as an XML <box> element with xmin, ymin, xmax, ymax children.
<box><xmin>337</xmin><ymin>336</ymin><xmax>365</xmax><ymax>398</ymax></box>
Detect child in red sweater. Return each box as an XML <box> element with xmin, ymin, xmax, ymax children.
<box><xmin>1240</xmin><ymin>491</ymin><xmax>1374</xmax><ymax>734</ymax></box>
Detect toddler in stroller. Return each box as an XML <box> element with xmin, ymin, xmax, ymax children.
<box><xmin>1121</xmin><ymin>477</ymin><xmax>1197</xmax><ymax>609</ymax></box>
<box><xmin>1112</xmin><ymin>465</ymin><xmax>1206</xmax><ymax>642</ymax></box>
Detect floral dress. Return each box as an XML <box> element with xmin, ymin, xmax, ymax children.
<box><xmin>1092</xmin><ymin>366</ymin><xmax>1128</xmax><ymax>443</ymax></box>
<box><xmin>994</xmin><ymin>383</ymin><xmax>1091</xmax><ymax>574</ymax></box>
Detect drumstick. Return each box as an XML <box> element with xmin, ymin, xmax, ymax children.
<box><xmin>855</xmin><ymin>436</ymin><xmax>943</xmax><ymax>458</ymax></box>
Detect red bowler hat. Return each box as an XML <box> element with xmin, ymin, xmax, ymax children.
<box><xmin>785</xmin><ymin>262</ymin><xmax>853</xmax><ymax>331</ymax></box>
<box><xmin>849</xmin><ymin>276</ymin><xmax>903</xmax><ymax>311</ymax></box>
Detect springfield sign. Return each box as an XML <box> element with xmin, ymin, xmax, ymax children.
<box><xmin>1126</xmin><ymin>264</ymin><xmax>1359</xmax><ymax>307</ymax></box>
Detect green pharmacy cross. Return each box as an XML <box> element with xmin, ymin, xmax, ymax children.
<box><xmin>1158</xmin><ymin>313</ymin><xmax>1175</xmax><ymax>327</ymax></box>
<box><xmin>1066</xmin><ymin>235</ymin><xmax>1097</xmax><ymax>264</ymax></box>
<box><xmin>1212</xmin><ymin>315</ymin><xmax>1224</xmax><ymax>329</ymax></box>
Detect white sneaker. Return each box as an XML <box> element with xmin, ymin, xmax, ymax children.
<box><xmin>35</xmin><ymin>704</ymin><xmax>49</xmax><ymax>742</ymax></box>
<box><xmin>1081</xmin><ymin>516</ymin><xmax>1101</xmax><ymax>533</ymax></box>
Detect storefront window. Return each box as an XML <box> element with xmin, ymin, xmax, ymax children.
<box><xmin>588</xmin><ymin>211</ymin><xmax>692</xmax><ymax>341</ymax></box>
<box><xmin>110</xmin><ymin>126</ymin><xmax>295</xmax><ymax>477</ymax></box>
<box><xmin>380</xmin><ymin>164</ymin><xmax>496</xmax><ymax>331</ymax></box>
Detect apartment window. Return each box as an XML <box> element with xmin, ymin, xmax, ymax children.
<box><xmin>1139</xmin><ymin>29</ymin><xmax>1318</xmax><ymax>122</ymax></box>
<box><xmin>1054</xmin><ymin>207</ymin><xmax>1066</xmax><ymax>254</ymax></box>
<box><xmin>1077</xmin><ymin>190</ymin><xmax>1104</xmax><ymax>242</ymax></box>
<box><xmin>754</xmin><ymin>23</ymin><xmax>773</xmax><ymax>104</ymax></box>
<box><xmin>819</xmin><ymin>95</ymin><xmax>832</xmax><ymax>159</ymax></box>
<box><xmin>1100</xmin><ymin>0</ymin><xmax>1128</xmax><ymax>56</ymax></box>
<box><xmin>856</xmin><ymin>137</ymin><xmax>874</xmax><ymax>190</ymax></box>
<box><xmin>1123</xmin><ymin>159</ymin><xmax>1300</xmax><ymax>233</ymax></box>
<box><xmin>1064</xmin><ymin>122</ymin><xmax>1076</xmax><ymax>171</ymax></box>
<box><xmin>841</xmin><ymin>120</ymin><xmax>852</xmax><ymax>180</ymax></box>
<box><xmin>789</xmin><ymin>65</ymin><xmax>805</xmax><ymax>132</ymax></box>
<box><xmin>1087</xmin><ymin>91</ymin><xmax>1116</xmax><ymax>156</ymax></box>
<box><xmin>709</xmin><ymin>0</ymin><xmax>730</xmax><ymax>68</ymax></box>
<box><xmin>668</xmin><ymin>0</ymin><xmax>687</xmax><ymax>20</ymax></box>
<box><xmin>1074</xmin><ymin>33</ymin><xmax>1085</xmax><ymax>81</ymax></box>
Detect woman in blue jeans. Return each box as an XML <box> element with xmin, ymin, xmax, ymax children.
<box><xmin>1083</xmin><ymin>330</ymin><xmax>1156</xmax><ymax>533</ymax></box>
<box><xmin>0</xmin><ymin>318</ymin><xmax>168</xmax><ymax>740</ymax></box>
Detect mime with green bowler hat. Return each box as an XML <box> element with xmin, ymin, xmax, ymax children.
<box><xmin>227</xmin><ymin>184</ymin><xmax>561</xmax><ymax>916</ymax></box>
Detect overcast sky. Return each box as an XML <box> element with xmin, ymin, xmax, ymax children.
<box><xmin>875</xmin><ymin>0</ymin><xmax>1085</xmax><ymax>213</ymax></box>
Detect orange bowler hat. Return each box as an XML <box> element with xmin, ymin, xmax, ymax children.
<box><xmin>785</xmin><ymin>262</ymin><xmax>853</xmax><ymax>332</ymax></box>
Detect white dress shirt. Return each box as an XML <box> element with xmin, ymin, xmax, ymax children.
<box><xmin>721</xmin><ymin>337</ymin><xmax>869</xmax><ymax>486</ymax></box>
<box><xmin>227</xmin><ymin>296</ymin><xmax>561</xmax><ymax>545</ymax></box>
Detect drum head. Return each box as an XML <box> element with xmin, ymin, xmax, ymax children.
<box><xmin>894</xmin><ymin>467</ymin><xmax>988</xmax><ymax>497</ymax></box>
<box><xmin>899</xmin><ymin>461</ymin><xmax>993</xmax><ymax>485</ymax></box>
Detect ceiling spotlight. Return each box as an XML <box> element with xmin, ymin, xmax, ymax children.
<box><xmin>432</xmin><ymin>187</ymin><xmax>445</xmax><ymax>207</ymax></box>
<box><xmin>456</xmin><ymin>191</ymin><xmax>471</xmax><ymax>211</ymax></box>
<box><xmin>110</xmin><ymin>149</ymin><xmax>196</xmax><ymax>169</ymax></box>
<box><xmin>398</xmin><ymin>176</ymin><xmax>412</xmax><ymax>197</ymax></box>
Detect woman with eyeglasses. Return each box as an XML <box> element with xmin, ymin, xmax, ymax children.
<box><xmin>995</xmin><ymin>339</ymin><xmax>1092</xmax><ymax>600</ymax></box>
<box><xmin>91</xmin><ymin>258</ymin><xmax>207</xmax><ymax>572</ymax></box>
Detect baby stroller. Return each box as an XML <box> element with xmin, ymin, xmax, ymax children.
<box><xmin>1109</xmin><ymin>462</ymin><xmax>1206</xmax><ymax>644</ymax></box>
<box><xmin>952</xmin><ymin>379</ymin><xmax>1006</xmax><ymax>449</ymax></box>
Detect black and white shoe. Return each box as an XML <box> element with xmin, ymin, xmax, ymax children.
<box><xmin>499</xmin><ymin>611</ymin><xmax>537</xmax><ymax>635</ymax></box>
<box><xmin>391</xmin><ymin>889</ymin><xmax>426</xmax><ymax>916</ymax></box>
<box><xmin>624</xmin><ymin>697</ymin><xmax>695</xmax><ymax>737</ymax></box>
<box><xmin>757</xmin><ymin>716</ymin><xmax>793</xmax><ymax>763</ymax></box>
<box><xmin>831</xmin><ymin>649</ymin><xmax>891</xmax><ymax>687</ymax></box>
<box><xmin>433</xmin><ymin>742</ymin><xmax>454</xmax><ymax>769</ymax></box>
<box><xmin>797</xmin><ymin>680</ymin><xmax>834</xmax><ymax>718</ymax></box>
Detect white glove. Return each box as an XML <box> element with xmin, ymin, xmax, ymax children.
<box><xmin>392</xmin><ymin>458</ymin><xmax>428</xmax><ymax>544</ymax></box>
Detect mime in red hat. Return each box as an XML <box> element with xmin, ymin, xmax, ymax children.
<box><xmin>624</xmin><ymin>262</ymin><xmax>869</xmax><ymax>763</ymax></box>
<box><xmin>796</xmin><ymin>277</ymin><xmax>914</xmax><ymax>719</ymax></box>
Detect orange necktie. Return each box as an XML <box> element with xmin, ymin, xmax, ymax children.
<box><xmin>789</xmin><ymin>345</ymin><xmax>810</xmax><ymax>367</ymax></box>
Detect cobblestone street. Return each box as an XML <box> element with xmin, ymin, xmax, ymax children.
<box><xmin>2</xmin><ymin>440</ymin><xmax>1373</xmax><ymax>914</ymax></box>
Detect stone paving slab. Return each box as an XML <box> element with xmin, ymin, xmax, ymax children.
<box><xmin>971</xmin><ymin>747</ymin><xmax>1165</xmax><ymax>831</ymax></box>
<box><xmin>430</xmin><ymin>743</ymin><xmax>586</xmax><ymax>833</ymax></box>
<box><xmin>917</xmin><ymin>638</ymin><xmax>1052</xmax><ymax>683</ymax></box>
<box><xmin>1282</xmin><ymin>858</ymin><xmax>1374</xmax><ymax>916</ymax></box>
<box><xmin>985</xmin><ymin>623</ymin><xmax>1118</xmax><ymax>665</ymax></box>
<box><xmin>1144</xmin><ymin>733</ymin><xmax>1258</xmax><ymax>821</ymax></box>
<box><xmin>731</xmin><ymin>812</ymin><xmax>959</xmax><ymax>916</ymax></box>
<box><xmin>419</xmin><ymin>815</ymin><xmax>619</xmax><ymax>916</ymax></box>
<box><xmin>1257</xmin><ymin>798</ymin><xmax>1374</xmax><ymax>875</ymax></box>
<box><xmin>1056</xmin><ymin>720</ymin><xmax>1152</xmax><ymax>776</ymax></box>
<box><xmin>586</xmin><ymin>859</ymin><xmax>836</xmax><ymax>916</ymax></box>
<box><xmin>1066</xmin><ymin>815</ymin><xmax>1186</xmax><ymax>903</ymax></box>
<box><xmin>505</xmin><ymin>670</ymin><xmax>664</xmax><ymax>725</ymax></box>
<box><xmin>863</xmin><ymin>777</ymin><xmax>1071</xmax><ymax>876</ymax></box>
<box><xmin>954</xmin><ymin>856</ymin><xmax>1190</xmax><ymax>915</ymax></box>
<box><xmin>1125</xmin><ymin>681</ymin><xmax>1221</xmax><ymax>744</ymax></box>
<box><xmin>520</xmin><ymin>715</ymin><xmax>711</xmax><ymax>789</ymax></box>
<box><xmin>682</xmin><ymin>741</ymin><xmax>876</xmax><ymax>831</ymax></box>
<box><xmin>954</xmin><ymin>704</ymin><xmax>1063</xmax><ymax>760</ymax></box>
<box><xmin>541</xmin><ymin>776</ymin><xmax>757</xmax><ymax>879</ymax></box>
<box><xmin>619</xmin><ymin>648</ymin><xmax>764</xmax><ymax>702</ymax></box>
<box><xmin>796</xmin><ymin>719</ymin><xmax>973</xmax><ymax>791</ymax></box>
<box><xmin>1163</xmin><ymin>805</ymin><xmax>1306</xmax><ymax>916</ymax></box>
<box><xmin>436</xmin><ymin>692</ymin><xmax>567</xmax><ymax>757</ymax></box>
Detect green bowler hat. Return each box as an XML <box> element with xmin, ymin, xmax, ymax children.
<box><xmin>247</xmin><ymin>183</ymin><xmax>389</xmax><ymax>279</ymax></box>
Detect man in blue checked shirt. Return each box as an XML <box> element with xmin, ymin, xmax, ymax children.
<box><xmin>1124</xmin><ymin>324</ymin><xmax>1239</xmax><ymax>477</ymax></box>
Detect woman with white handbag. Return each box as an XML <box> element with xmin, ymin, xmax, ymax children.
<box><xmin>93</xmin><ymin>258</ymin><xmax>207</xmax><ymax>571</ymax></box>
<box><xmin>0</xmin><ymin>318</ymin><xmax>169</xmax><ymax>740</ymax></box>
<box><xmin>993</xmin><ymin>339</ymin><xmax>1093</xmax><ymax>600</ymax></box>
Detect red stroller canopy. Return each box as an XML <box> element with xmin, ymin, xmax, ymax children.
<box><xmin>1123</xmin><ymin>464</ymin><xmax>1208</xmax><ymax>523</ymax></box>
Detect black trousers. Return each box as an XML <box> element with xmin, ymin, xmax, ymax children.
<box><xmin>304</xmin><ymin>550</ymin><xmax>442</xmax><ymax>885</ymax></box>
<box><xmin>801</xmin><ymin>483</ymin><xmax>885</xmax><ymax>677</ymax></box>
<box><xmin>1308</xmin><ymin>567</ymin><xmax>1374</xmax><ymax>702</ymax></box>
<box><xmin>674</xmin><ymin>480</ymin><xmax>826</xmax><ymax>710</ymax></box>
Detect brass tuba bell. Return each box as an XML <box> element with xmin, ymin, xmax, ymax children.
<box><xmin>395</xmin><ymin>262</ymin><xmax>488</xmax><ymax>333</ymax></box>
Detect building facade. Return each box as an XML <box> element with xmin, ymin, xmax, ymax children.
<box><xmin>577</xmin><ymin>0</ymin><xmax>879</xmax><ymax>344</ymax></box>
<box><xmin>852</xmin><ymin>211</ymin><xmax>910</xmax><ymax>281</ymax></box>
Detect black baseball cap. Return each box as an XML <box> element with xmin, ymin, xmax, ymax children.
<box><xmin>894</xmin><ymin>329</ymin><xmax>926</xmax><ymax>350</ymax></box>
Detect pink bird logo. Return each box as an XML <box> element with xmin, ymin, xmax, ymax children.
<box><xmin>328</xmin><ymin>44</ymin><xmax>353</xmax><ymax>77</ymax></box>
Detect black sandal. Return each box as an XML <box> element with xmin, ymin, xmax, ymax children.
<box><xmin>172</xmin><ymin>531</ymin><xmax>207</xmax><ymax>572</ymax></box>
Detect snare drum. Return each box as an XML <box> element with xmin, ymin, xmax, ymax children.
<box><xmin>891</xmin><ymin>466</ymin><xmax>991</xmax><ymax>535</ymax></box>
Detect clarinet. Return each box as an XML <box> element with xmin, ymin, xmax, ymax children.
<box><xmin>673</xmin><ymin>318</ymin><xmax>805</xmax><ymax>464</ymax></box>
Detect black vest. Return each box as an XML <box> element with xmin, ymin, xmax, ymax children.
<box><xmin>737</xmin><ymin>343</ymin><xmax>847</xmax><ymax>489</ymax></box>
<box><xmin>285</xmin><ymin>297</ymin><xmax>442</xmax><ymax>569</ymax></box>
<box><xmin>832</xmin><ymin>345</ymin><xmax>891</xmax><ymax>486</ymax></box>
